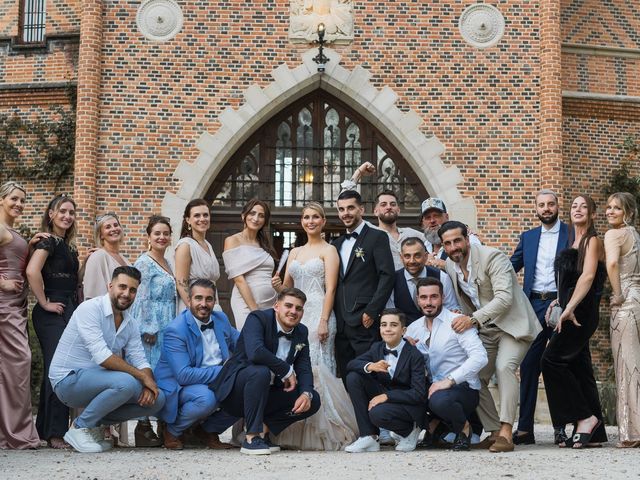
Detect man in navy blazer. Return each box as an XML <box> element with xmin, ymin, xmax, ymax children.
<box><xmin>510</xmin><ymin>189</ymin><xmax>569</xmax><ymax>445</ymax></box>
<box><xmin>344</xmin><ymin>309</ymin><xmax>427</xmax><ymax>453</ymax></box>
<box><xmin>211</xmin><ymin>288</ymin><xmax>320</xmax><ymax>455</ymax></box>
<box><xmin>154</xmin><ymin>279</ymin><xmax>240</xmax><ymax>450</ymax></box>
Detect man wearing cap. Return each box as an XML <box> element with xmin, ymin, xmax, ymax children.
<box><xmin>509</xmin><ymin>189</ymin><xmax>569</xmax><ymax>445</ymax></box>
<box><xmin>421</xmin><ymin>198</ymin><xmax>481</xmax><ymax>271</ymax></box>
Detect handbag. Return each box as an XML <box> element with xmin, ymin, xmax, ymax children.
<box><xmin>547</xmin><ymin>304</ymin><xmax>563</xmax><ymax>329</ymax></box>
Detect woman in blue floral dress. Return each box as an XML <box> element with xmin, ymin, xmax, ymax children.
<box><xmin>130</xmin><ymin>215</ymin><xmax>177</xmax><ymax>446</ymax></box>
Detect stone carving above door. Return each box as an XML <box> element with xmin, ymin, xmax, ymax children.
<box><xmin>290</xmin><ymin>0</ymin><xmax>354</xmax><ymax>44</ymax></box>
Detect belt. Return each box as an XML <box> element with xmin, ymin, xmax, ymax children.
<box><xmin>530</xmin><ymin>291</ymin><xmax>557</xmax><ymax>301</ymax></box>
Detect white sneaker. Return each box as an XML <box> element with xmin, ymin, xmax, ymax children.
<box><xmin>395</xmin><ymin>426</ymin><xmax>421</xmax><ymax>452</ymax></box>
<box><xmin>90</xmin><ymin>427</ymin><xmax>113</xmax><ymax>452</ymax></box>
<box><xmin>345</xmin><ymin>436</ymin><xmax>380</xmax><ymax>453</ymax></box>
<box><xmin>379</xmin><ymin>428</ymin><xmax>395</xmax><ymax>446</ymax></box>
<box><xmin>64</xmin><ymin>425</ymin><xmax>104</xmax><ymax>453</ymax></box>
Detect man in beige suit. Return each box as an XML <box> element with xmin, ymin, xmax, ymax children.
<box><xmin>438</xmin><ymin>221</ymin><xmax>541</xmax><ymax>453</ymax></box>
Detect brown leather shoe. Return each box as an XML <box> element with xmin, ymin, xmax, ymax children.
<box><xmin>473</xmin><ymin>435</ymin><xmax>497</xmax><ymax>450</ymax></box>
<box><xmin>193</xmin><ymin>425</ymin><xmax>236</xmax><ymax>450</ymax></box>
<box><xmin>163</xmin><ymin>428</ymin><xmax>184</xmax><ymax>450</ymax></box>
<box><xmin>489</xmin><ymin>436</ymin><xmax>515</xmax><ymax>453</ymax></box>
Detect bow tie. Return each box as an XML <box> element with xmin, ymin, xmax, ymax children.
<box><xmin>200</xmin><ymin>322</ymin><xmax>214</xmax><ymax>332</ymax></box>
<box><xmin>278</xmin><ymin>330</ymin><xmax>294</xmax><ymax>341</ymax></box>
<box><xmin>345</xmin><ymin>231</ymin><xmax>359</xmax><ymax>239</ymax></box>
<box><xmin>383</xmin><ymin>347</ymin><xmax>398</xmax><ymax>357</ymax></box>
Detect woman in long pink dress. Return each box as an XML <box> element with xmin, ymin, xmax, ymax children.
<box><xmin>0</xmin><ymin>181</ymin><xmax>41</xmax><ymax>449</ymax></box>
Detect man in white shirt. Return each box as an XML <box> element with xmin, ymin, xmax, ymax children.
<box><xmin>438</xmin><ymin>221</ymin><xmax>541</xmax><ymax>453</ymax></box>
<box><xmin>405</xmin><ymin>277</ymin><xmax>487</xmax><ymax>451</ymax></box>
<box><xmin>154</xmin><ymin>279</ymin><xmax>240</xmax><ymax>450</ymax></box>
<box><xmin>50</xmin><ymin>266</ymin><xmax>165</xmax><ymax>453</ymax></box>
<box><xmin>510</xmin><ymin>189</ymin><xmax>569</xmax><ymax>445</ymax></box>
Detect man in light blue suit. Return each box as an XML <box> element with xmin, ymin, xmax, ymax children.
<box><xmin>154</xmin><ymin>279</ymin><xmax>240</xmax><ymax>450</ymax></box>
<box><xmin>510</xmin><ymin>189</ymin><xmax>569</xmax><ymax>445</ymax></box>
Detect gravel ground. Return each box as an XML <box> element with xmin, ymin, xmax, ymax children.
<box><xmin>2</xmin><ymin>425</ymin><xmax>637</xmax><ymax>480</ymax></box>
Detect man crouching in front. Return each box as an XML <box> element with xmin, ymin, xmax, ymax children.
<box><xmin>49</xmin><ymin>266</ymin><xmax>165</xmax><ymax>453</ymax></box>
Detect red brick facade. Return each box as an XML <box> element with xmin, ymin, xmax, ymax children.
<box><xmin>2</xmin><ymin>1</ymin><xmax>639</xmax><ymax>378</ymax></box>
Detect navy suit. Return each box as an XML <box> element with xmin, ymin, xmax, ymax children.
<box><xmin>154</xmin><ymin>309</ymin><xmax>240</xmax><ymax>436</ymax></box>
<box><xmin>346</xmin><ymin>341</ymin><xmax>427</xmax><ymax>437</ymax></box>
<box><xmin>510</xmin><ymin>221</ymin><xmax>569</xmax><ymax>433</ymax></box>
<box><xmin>211</xmin><ymin>309</ymin><xmax>320</xmax><ymax>435</ymax></box>
<box><xmin>392</xmin><ymin>267</ymin><xmax>447</xmax><ymax>324</ymax></box>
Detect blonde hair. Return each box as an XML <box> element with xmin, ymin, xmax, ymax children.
<box><xmin>0</xmin><ymin>181</ymin><xmax>26</xmax><ymax>199</ymax></box>
<box><xmin>302</xmin><ymin>201</ymin><xmax>326</xmax><ymax>218</ymax></box>
<box><xmin>94</xmin><ymin>212</ymin><xmax>122</xmax><ymax>246</ymax></box>
<box><xmin>41</xmin><ymin>195</ymin><xmax>77</xmax><ymax>249</ymax></box>
<box><xmin>608</xmin><ymin>192</ymin><xmax>637</xmax><ymax>226</ymax></box>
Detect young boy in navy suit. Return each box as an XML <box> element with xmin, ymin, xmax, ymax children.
<box><xmin>344</xmin><ymin>309</ymin><xmax>427</xmax><ymax>453</ymax></box>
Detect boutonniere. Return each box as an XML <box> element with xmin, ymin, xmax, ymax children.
<box><xmin>295</xmin><ymin>343</ymin><xmax>306</xmax><ymax>353</ymax></box>
<box><xmin>355</xmin><ymin>247</ymin><xmax>365</xmax><ymax>262</ymax></box>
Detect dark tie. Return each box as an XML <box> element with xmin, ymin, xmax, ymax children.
<box><xmin>277</xmin><ymin>330</ymin><xmax>294</xmax><ymax>341</ymax></box>
<box><xmin>345</xmin><ymin>231</ymin><xmax>359</xmax><ymax>239</ymax></box>
<box><xmin>200</xmin><ymin>322</ymin><xmax>214</xmax><ymax>332</ymax></box>
<box><xmin>383</xmin><ymin>347</ymin><xmax>398</xmax><ymax>357</ymax></box>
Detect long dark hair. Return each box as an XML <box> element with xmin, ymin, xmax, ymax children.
<box><xmin>569</xmin><ymin>194</ymin><xmax>598</xmax><ymax>271</ymax></box>
<box><xmin>42</xmin><ymin>194</ymin><xmax>78</xmax><ymax>250</ymax></box>
<box><xmin>180</xmin><ymin>198</ymin><xmax>209</xmax><ymax>238</ymax></box>
<box><xmin>241</xmin><ymin>198</ymin><xmax>277</xmax><ymax>260</ymax></box>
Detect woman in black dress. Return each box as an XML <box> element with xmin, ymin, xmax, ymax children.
<box><xmin>26</xmin><ymin>195</ymin><xmax>80</xmax><ymax>449</ymax></box>
<box><xmin>541</xmin><ymin>194</ymin><xmax>607</xmax><ymax>448</ymax></box>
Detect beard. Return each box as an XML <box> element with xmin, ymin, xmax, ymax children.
<box><xmin>423</xmin><ymin>228</ymin><xmax>440</xmax><ymax>244</ymax></box>
<box><xmin>378</xmin><ymin>211</ymin><xmax>398</xmax><ymax>225</ymax></box>
<box><xmin>423</xmin><ymin>303</ymin><xmax>443</xmax><ymax>320</ymax></box>
<box><xmin>537</xmin><ymin>211</ymin><xmax>559</xmax><ymax>226</ymax></box>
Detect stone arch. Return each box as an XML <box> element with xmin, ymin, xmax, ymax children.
<box><xmin>162</xmin><ymin>47</ymin><xmax>476</xmax><ymax>237</ymax></box>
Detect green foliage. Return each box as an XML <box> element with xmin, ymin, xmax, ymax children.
<box><xmin>0</xmin><ymin>85</ymin><xmax>76</xmax><ymax>187</ymax></box>
<box><xmin>603</xmin><ymin>135</ymin><xmax>640</xmax><ymax>213</ymax></box>
<box><xmin>28</xmin><ymin>313</ymin><xmax>43</xmax><ymax>413</ymax></box>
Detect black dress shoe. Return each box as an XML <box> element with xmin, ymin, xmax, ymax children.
<box><xmin>554</xmin><ymin>427</ymin><xmax>568</xmax><ymax>446</ymax></box>
<box><xmin>416</xmin><ymin>430</ymin><xmax>434</xmax><ymax>449</ymax></box>
<box><xmin>452</xmin><ymin>432</ymin><xmax>470</xmax><ymax>451</ymax></box>
<box><xmin>512</xmin><ymin>431</ymin><xmax>536</xmax><ymax>445</ymax></box>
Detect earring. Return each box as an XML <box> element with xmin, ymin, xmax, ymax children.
<box><xmin>187</xmin><ymin>224</ymin><xmax>192</xmax><ymax>231</ymax></box>
<box><xmin>148</xmin><ymin>240</ymin><xmax>152</xmax><ymax>251</ymax></box>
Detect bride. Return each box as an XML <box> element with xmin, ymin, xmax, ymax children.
<box><xmin>271</xmin><ymin>202</ymin><xmax>357</xmax><ymax>450</ymax></box>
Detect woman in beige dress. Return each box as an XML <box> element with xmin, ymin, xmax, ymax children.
<box><xmin>271</xmin><ymin>202</ymin><xmax>357</xmax><ymax>450</ymax></box>
<box><xmin>0</xmin><ymin>182</ymin><xmax>41</xmax><ymax>449</ymax></box>
<box><xmin>604</xmin><ymin>192</ymin><xmax>640</xmax><ymax>448</ymax></box>
<box><xmin>175</xmin><ymin>199</ymin><xmax>220</xmax><ymax>313</ymax></box>
<box><xmin>222</xmin><ymin>199</ymin><xmax>278</xmax><ymax>330</ymax></box>
<box><xmin>83</xmin><ymin>212</ymin><xmax>131</xmax><ymax>299</ymax></box>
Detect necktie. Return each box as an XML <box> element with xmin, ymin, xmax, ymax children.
<box><xmin>278</xmin><ymin>330</ymin><xmax>294</xmax><ymax>341</ymax></box>
<box><xmin>200</xmin><ymin>322</ymin><xmax>214</xmax><ymax>332</ymax></box>
<box><xmin>345</xmin><ymin>231</ymin><xmax>359</xmax><ymax>239</ymax></box>
<box><xmin>383</xmin><ymin>347</ymin><xmax>398</xmax><ymax>357</ymax></box>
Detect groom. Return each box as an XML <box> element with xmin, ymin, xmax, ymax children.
<box><xmin>332</xmin><ymin>190</ymin><xmax>395</xmax><ymax>383</ymax></box>
<box><xmin>211</xmin><ymin>288</ymin><xmax>320</xmax><ymax>455</ymax></box>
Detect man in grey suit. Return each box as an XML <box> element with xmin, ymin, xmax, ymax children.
<box><xmin>438</xmin><ymin>221</ymin><xmax>541</xmax><ymax>453</ymax></box>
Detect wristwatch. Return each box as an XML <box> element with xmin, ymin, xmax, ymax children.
<box><xmin>302</xmin><ymin>391</ymin><xmax>313</xmax><ymax>400</ymax></box>
<box><xmin>446</xmin><ymin>374</ymin><xmax>456</xmax><ymax>385</ymax></box>
<box><xmin>469</xmin><ymin>315</ymin><xmax>480</xmax><ymax>328</ymax></box>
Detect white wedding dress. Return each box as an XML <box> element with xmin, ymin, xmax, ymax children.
<box><xmin>273</xmin><ymin>258</ymin><xmax>357</xmax><ymax>450</ymax></box>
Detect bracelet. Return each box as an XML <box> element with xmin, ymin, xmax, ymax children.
<box><xmin>610</xmin><ymin>294</ymin><xmax>625</xmax><ymax>305</ymax></box>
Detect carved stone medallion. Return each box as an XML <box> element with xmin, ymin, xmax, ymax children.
<box><xmin>136</xmin><ymin>0</ymin><xmax>184</xmax><ymax>42</ymax></box>
<box><xmin>289</xmin><ymin>0</ymin><xmax>354</xmax><ymax>44</ymax></box>
<box><xmin>458</xmin><ymin>3</ymin><xmax>505</xmax><ymax>49</ymax></box>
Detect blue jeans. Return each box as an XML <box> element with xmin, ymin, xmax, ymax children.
<box><xmin>54</xmin><ymin>368</ymin><xmax>166</xmax><ymax>429</ymax></box>
<box><xmin>167</xmin><ymin>384</ymin><xmax>238</xmax><ymax>437</ymax></box>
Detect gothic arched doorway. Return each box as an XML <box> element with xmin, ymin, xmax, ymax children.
<box><xmin>204</xmin><ymin>90</ymin><xmax>428</xmax><ymax>321</ymax></box>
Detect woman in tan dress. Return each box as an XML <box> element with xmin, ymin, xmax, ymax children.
<box><xmin>175</xmin><ymin>199</ymin><xmax>220</xmax><ymax>313</ymax></box>
<box><xmin>0</xmin><ymin>182</ymin><xmax>41</xmax><ymax>449</ymax></box>
<box><xmin>222</xmin><ymin>199</ymin><xmax>278</xmax><ymax>330</ymax></box>
<box><xmin>604</xmin><ymin>192</ymin><xmax>640</xmax><ymax>448</ymax></box>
